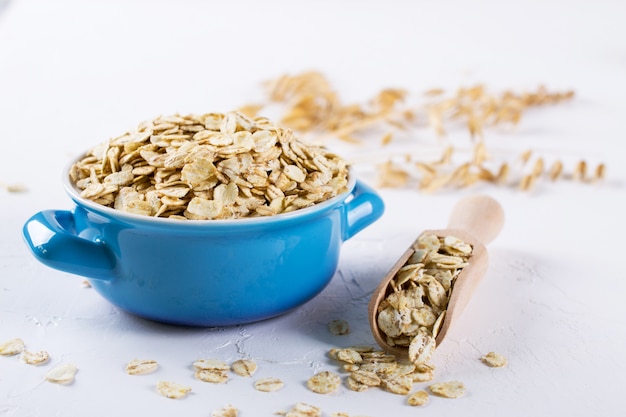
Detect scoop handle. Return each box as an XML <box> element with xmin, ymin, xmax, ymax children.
<box><xmin>446</xmin><ymin>195</ymin><xmax>504</xmax><ymax>245</ymax></box>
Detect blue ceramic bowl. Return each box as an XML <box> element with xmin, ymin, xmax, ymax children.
<box><xmin>23</xmin><ymin>168</ymin><xmax>384</xmax><ymax>326</ymax></box>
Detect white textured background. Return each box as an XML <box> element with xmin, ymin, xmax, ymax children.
<box><xmin>1</xmin><ymin>0</ymin><xmax>625</xmax><ymax>416</ymax></box>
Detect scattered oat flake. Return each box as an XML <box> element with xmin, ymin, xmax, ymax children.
<box><xmin>380</xmin><ymin>375</ymin><xmax>412</xmax><ymax>395</ymax></box>
<box><xmin>481</xmin><ymin>351</ymin><xmax>507</xmax><ymax>368</ymax></box>
<box><xmin>125</xmin><ymin>359</ymin><xmax>158</xmax><ymax>375</ymax></box>
<box><xmin>255</xmin><ymin>377</ymin><xmax>284</xmax><ymax>392</ymax></box>
<box><xmin>285</xmin><ymin>402</ymin><xmax>321</xmax><ymax>417</ymax></box>
<box><xmin>20</xmin><ymin>350</ymin><xmax>50</xmax><ymax>366</ymax></box>
<box><xmin>350</xmin><ymin>370</ymin><xmax>380</xmax><ymax>387</ymax></box>
<box><xmin>258</xmin><ymin>72</ymin><xmax>585</xmax><ymax>194</ymax></box>
<box><xmin>306</xmin><ymin>370</ymin><xmax>341</xmax><ymax>394</ymax></box>
<box><xmin>237</xmin><ymin>104</ymin><xmax>263</xmax><ymax>118</ymax></box>
<box><xmin>410</xmin><ymin>367</ymin><xmax>435</xmax><ymax>383</ymax></box>
<box><xmin>45</xmin><ymin>363</ymin><xmax>78</xmax><ymax>384</ymax></box>
<box><xmin>381</xmin><ymin>132</ymin><xmax>393</xmax><ymax>146</ymax></box>
<box><xmin>345</xmin><ymin>375</ymin><xmax>368</xmax><ymax>392</ymax></box>
<box><xmin>343</xmin><ymin>363</ymin><xmax>360</xmax><ymax>373</ymax></box>
<box><xmin>231</xmin><ymin>359</ymin><xmax>257</xmax><ymax>377</ymax></box>
<box><xmin>211</xmin><ymin>404</ymin><xmax>239</xmax><ymax>417</ymax></box>
<box><xmin>327</xmin><ymin>319</ymin><xmax>350</xmax><ymax>335</ymax></box>
<box><xmin>407</xmin><ymin>390</ymin><xmax>429</xmax><ymax>406</ymax></box>
<box><xmin>573</xmin><ymin>160</ymin><xmax>587</xmax><ymax>181</ymax></box>
<box><xmin>408</xmin><ymin>332</ymin><xmax>436</xmax><ymax>365</ymax></box>
<box><xmin>429</xmin><ymin>380</ymin><xmax>465</xmax><ymax>398</ymax></box>
<box><xmin>156</xmin><ymin>380</ymin><xmax>192</xmax><ymax>399</ymax></box>
<box><xmin>594</xmin><ymin>163</ymin><xmax>606</xmax><ymax>181</ymax></box>
<box><xmin>193</xmin><ymin>358</ymin><xmax>229</xmax><ymax>371</ymax></box>
<box><xmin>519</xmin><ymin>173</ymin><xmax>536</xmax><ymax>191</ymax></box>
<box><xmin>0</xmin><ymin>338</ymin><xmax>25</xmax><ymax>356</ymax></box>
<box><xmin>549</xmin><ymin>160</ymin><xmax>563</xmax><ymax>181</ymax></box>
<box><xmin>196</xmin><ymin>369</ymin><xmax>229</xmax><ymax>383</ymax></box>
<box><xmin>6</xmin><ymin>183</ymin><xmax>28</xmax><ymax>192</ymax></box>
<box><xmin>424</xmin><ymin>87</ymin><xmax>445</xmax><ymax>96</ymax></box>
<box><xmin>335</xmin><ymin>348</ymin><xmax>362</xmax><ymax>364</ymax></box>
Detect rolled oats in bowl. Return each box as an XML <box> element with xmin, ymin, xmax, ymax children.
<box><xmin>69</xmin><ymin>111</ymin><xmax>349</xmax><ymax>220</ymax></box>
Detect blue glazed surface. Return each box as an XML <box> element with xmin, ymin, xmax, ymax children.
<box><xmin>23</xmin><ymin>175</ymin><xmax>384</xmax><ymax>326</ymax></box>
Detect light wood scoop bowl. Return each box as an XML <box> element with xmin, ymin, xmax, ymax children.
<box><xmin>368</xmin><ymin>194</ymin><xmax>505</xmax><ymax>359</ymax></box>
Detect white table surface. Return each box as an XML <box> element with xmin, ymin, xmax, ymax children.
<box><xmin>1</xmin><ymin>0</ymin><xmax>625</xmax><ymax>416</ymax></box>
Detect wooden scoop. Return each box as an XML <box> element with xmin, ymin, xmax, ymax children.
<box><xmin>368</xmin><ymin>194</ymin><xmax>505</xmax><ymax>359</ymax></box>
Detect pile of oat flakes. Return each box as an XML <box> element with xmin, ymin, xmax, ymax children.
<box><xmin>1</xmin><ymin>332</ymin><xmax>506</xmax><ymax>416</ymax></box>
<box><xmin>239</xmin><ymin>71</ymin><xmax>605</xmax><ymax>193</ymax></box>
<box><xmin>69</xmin><ymin>111</ymin><xmax>349</xmax><ymax>220</ymax></box>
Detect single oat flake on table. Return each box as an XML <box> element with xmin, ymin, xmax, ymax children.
<box><xmin>125</xmin><ymin>359</ymin><xmax>158</xmax><ymax>375</ymax></box>
<box><xmin>230</xmin><ymin>359</ymin><xmax>257</xmax><ymax>377</ymax></box>
<box><xmin>481</xmin><ymin>351</ymin><xmax>508</xmax><ymax>368</ymax></box>
<box><xmin>283</xmin><ymin>402</ymin><xmax>322</xmax><ymax>417</ymax></box>
<box><xmin>45</xmin><ymin>363</ymin><xmax>78</xmax><ymax>384</ymax></box>
<box><xmin>211</xmin><ymin>404</ymin><xmax>239</xmax><ymax>417</ymax></box>
<box><xmin>306</xmin><ymin>370</ymin><xmax>341</xmax><ymax>394</ymax></box>
<box><xmin>193</xmin><ymin>357</ymin><xmax>230</xmax><ymax>383</ymax></box>
<box><xmin>327</xmin><ymin>319</ymin><xmax>350</xmax><ymax>335</ymax></box>
<box><xmin>407</xmin><ymin>390</ymin><xmax>430</xmax><ymax>406</ymax></box>
<box><xmin>429</xmin><ymin>380</ymin><xmax>466</xmax><ymax>398</ymax></box>
<box><xmin>69</xmin><ymin>111</ymin><xmax>349</xmax><ymax>220</ymax></box>
<box><xmin>254</xmin><ymin>377</ymin><xmax>285</xmax><ymax>392</ymax></box>
<box><xmin>196</xmin><ymin>368</ymin><xmax>229</xmax><ymax>383</ymax></box>
<box><xmin>0</xmin><ymin>338</ymin><xmax>25</xmax><ymax>356</ymax></box>
<box><xmin>20</xmin><ymin>350</ymin><xmax>50</xmax><ymax>366</ymax></box>
<box><xmin>156</xmin><ymin>380</ymin><xmax>192</xmax><ymax>399</ymax></box>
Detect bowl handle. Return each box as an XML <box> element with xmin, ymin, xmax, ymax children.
<box><xmin>342</xmin><ymin>180</ymin><xmax>385</xmax><ymax>241</ymax></box>
<box><xmin>22</xmin><ymin>210</ymin><xmax>116</xmax><ymax>281</ymax></box>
